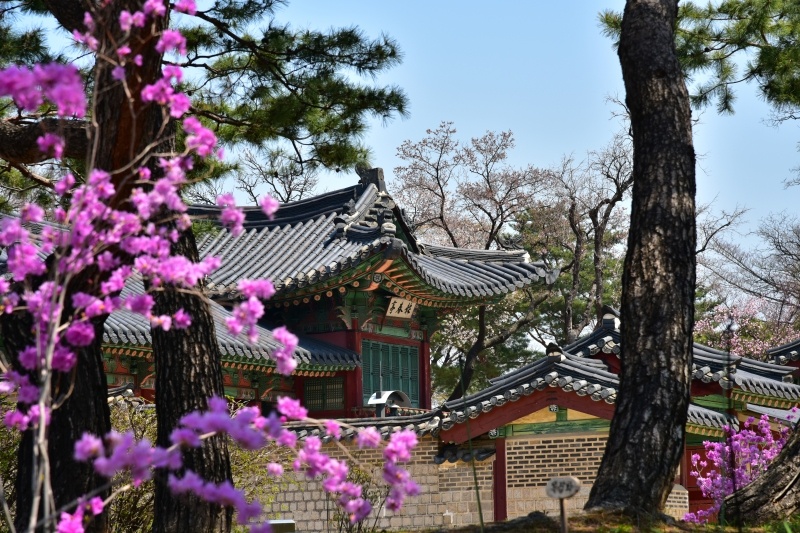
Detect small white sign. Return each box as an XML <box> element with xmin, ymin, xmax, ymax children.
<box><xmin>386</xmin><ymin>297</ymin><xmax>416</xmax><ymax>319</ymax></box>
<box><xmin>545</xmin><ymin>476</ymin><xmax>581</xmax><ymax>499</ymax></box>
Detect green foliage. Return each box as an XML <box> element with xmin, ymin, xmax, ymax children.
<box><xmin>106</xmin><ymin>401</ymin><xmax>156</xmax><ymax>533</ymax></box>
<box><xmin>600</xmin><ymin>1</ymin><xmax>800</xmax><ymax>118</ymax></box>
<box><xmin>520</xmin><ymin>211</ymin><xmax>625</xmax><ymax>345</ymax></box>
<box><xmin>0</xmin><ymin>167</ymin><xmax>57</xmax><ymax>215</ymax></box>
<box><xmin>192</xmin><ymin>218</ymin><xmax>222</xmax><ymax>240</ymax></box>
<box><xmin>180</xmin><ymin>0</ymin><xmax>408</xmax><ymax>178</ymax></box>
<box><xmin>430</xmin><ymin>301</ymin><xmax>541</xmax><ymax>402</ymax></box>
<box><xmin>0</xmin><ymin>2</ymin><xmax>63</xmax><ymax>66</ymax></box>
<box><xmin>2</xmin><ymin>1</ymin><xmax>408</xmax><ymax>203</ymax></box>
<box><xmin>0</xmin><ymin>396</ymin><xmax>18</xmax><ymax>531</ymax></box>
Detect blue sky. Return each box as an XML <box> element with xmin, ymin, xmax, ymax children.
<box><xmin>279</xmin><ymin>1</ymin><xmax>800</xmax><ymax>237</ymax></box>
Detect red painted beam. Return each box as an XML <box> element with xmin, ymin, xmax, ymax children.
<box><xmin>440</xmin><ymin>388</ymin><xmax>616</xmax><ymax>444</ymax></box>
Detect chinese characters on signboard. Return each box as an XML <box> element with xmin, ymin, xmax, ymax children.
<box><xmin>386</xmin><ymin>297</ymin><xmax>416</xmax><ymax>319</ymax></box>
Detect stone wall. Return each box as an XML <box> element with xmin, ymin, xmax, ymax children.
<box><xmin>503</xmin><ymin>432</ymin><xmax>688</xmax><ymax>521</ymax></box>
<box><xmin>505</xmin><ymin>432</ymin><xmax>605</xmax><ymax>518</ymax></box>
<box><xmin>262</xmin><ymin>430</ymin><xmax>688</xmax><ymax>531</ymax></box>
<box><xmin>664</xmin><ymin>484</ymin><xmax>689</xmax><ymax>520</ymax></box>
<box><xmin>437</xmin><ymin>454</ymin><xmax>494</xmax><ymax>527</ymax></box>
<box><xmin>262</xmin><ymin>436</ymin><xmax>495</xmax><ymax>531</ymax></box>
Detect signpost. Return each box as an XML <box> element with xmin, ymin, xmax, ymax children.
<box><xmin>546</xmin><ymin>476</ymin><xmax>581</xmax><ymax>533</ymax></box>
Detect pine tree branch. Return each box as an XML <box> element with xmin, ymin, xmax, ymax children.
<box><xmin>42</xmin><ymin>0</ymin><xmax>90</xmax><ymax>33</ymax></box>
<box><xmin>4</xmin><ymin>162</ymin><xmax>55</xmax><ymax>190</ymax></box>
<box><xmin>0</xmin><ymin>118</ymin><xmax>89</xmax><ymax>165</ymax></box>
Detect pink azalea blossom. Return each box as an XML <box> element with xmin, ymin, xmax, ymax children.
<box><xmin>37</xmin><ymin>133</ymin><xmax>65</xmax><ymax>159</ymax></box>
<box><xmin>65</xmin><ymin>321</ymin><xmax>95</xmax><ymax>347</ymax></box>
<box><xmin>156</xmin><ymin>30</ymin><xmax>187</xmax><ymax>55</ymax></box>
<box><xmin>175</xmin><ymin>0</ymin><xmax>197</xmax><ymax>14</ymax></box>
<box><xmin>55</xmin><ymin>173</ymin><xmax>76</xmax><ymax>196</ymax></box>
<box><xmin>56</xmin><ymin>510</ymin><xmax>84</xmax><ymax>533</ymax></box>
<box><xmin>88</xmin><ymin>496</ymin><xmax>104</xmax><ymax>516</ymax></box>
<box><xmin>238</xmin><ymin>279</ymin><xmax>275</xmax><ymax>300</ymax></box>
<box><xmin>112</xmin><ymin>66</ymin><xmax>126</xmax><ymax>81</ymax></box>
<box><xmin>260</xmin><ymin>194</ymin><xmax>280</xmax><ymax>219</ymax></box>
<box><xmin>174</xmin><ymin>309</ymin><xmax>192</xmax><ymax>329</ymax></box>
<box><xmin>277</xmin><ymin>396</ymin><xmax>307</xmax><ymax>420</ymax></box>
<box><xmin>183</xmin><ymin>116</ymin><xmax>217</xmax><ymax>157</ymax></box>
<box><xmin>356</xmin><ymin>427</ymin><xmax>382</xmax><ymax>449</ymax></box>
<box><xmin>216</xmin><ymin>193</ymin><xmax>244</xmax><ymax>236</ymax></box>
<box><xmin>143</xmin><ymin>0</ymin><xmax>166</xmax><ymax>17</ymax></box>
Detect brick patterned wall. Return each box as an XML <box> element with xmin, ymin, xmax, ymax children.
<box><xmin>437</xmin><ymin>456</ymin><xmax>494</xmax><ymax>526</ymax></box>
<box><xmin>262</xmin><ymin>436</ymin><xmax>495</xmax><ymax>531</ymax></box>
<box><xmin>503</xmin><ymin>432</ymin><xmax>687</xmax><ymax>521</ymax></box>
<box><xmin>664</xmin><ymin>484</ymin><xmax>689</xmax><ymax>520</ymax></box>
<box><xmin>505</xmin><ymin>432</ymin><xmax>604</xmax><ymax>518</ymax></box>
<box><xmin>259</xmin><ymin>430</ymin><xmax>688</xmax><ymax>529</ymax></box>
<box><xmin>506</xmin><ymin>433</ymin><xmax>607</xmax><ymax>489</ymax></box>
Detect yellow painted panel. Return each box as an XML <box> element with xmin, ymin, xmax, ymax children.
<box><xmin>511</xmin><ymin>407</ymin><xmax>557</xmax><ymax>424</ymax></box>
<box><xmin>569</xmin><ymin>410</ymin><xmax>599</xmax><ymax>421</ymax></box>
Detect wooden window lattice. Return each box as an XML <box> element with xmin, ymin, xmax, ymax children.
<box><xmin>303</xmin><ymin>377</ymin><xmax>344</xmax><ymax>411</ymax></box>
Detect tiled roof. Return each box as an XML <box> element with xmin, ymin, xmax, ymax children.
<box><xmin>746</xmin><ymin>403</ymin><xmax>798</xmax><ymax>425</ymax></box>
<box><xmin>283</xmin><ymin>345</ymin><xmax>740</xmax><ymax>441</ymax></box>
<box><xmin>564</xmin><ymin>309</ymin><xmax>800</xmax><ymax>401</ymax></box>
<box><xmin>104</xmin><ymin>277</ymin><xmax>359</xmax><ymax>370</ymax></box>
<box><xmin>436</xmin><ymin>347</ymin><xmax>735</xmax><ymax>437</ymax></box>
<box><xmin>768</xmin><ymin>338</ymin><xmax>800</xmax><ymax>366</ymax></box>
<box><xmin>0</xmin><ymin>217</ymin><xmax>359</xmax><ymax>372</ymax></box>
<box><xmin>284</xmin><ymin>411</ymin><xmax>442</xmax><ymax>443</ymax></box>
<box><xmin>687</xmin><ymin>403</ymin><xmax>738</xmax><ymax>432</ymax></box>
<box><xmin>191</xmin><ymin>174</ymin><xmax>555</xmax><ymax>306</ymax></box>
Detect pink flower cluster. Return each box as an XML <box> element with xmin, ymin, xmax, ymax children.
<box><xmin>685</xmin><ymin>412</ymin><xmax>793</xmax><ymax>523</ymax></box>
<box><xmin>382</xmin><ymin>430</ymin><xmax>421</xmax><ymax>510</ymax></box>
<box><xmin>694</xmin><ymin>299</ymin><xmax>798</xmax><ymax>360</ymax></box>
<box><xmin>0</xmin><ymin>64</ymin><xmax>86</xmax><ymax>117</ymax></box>
<box><xmin>71</xmin><ymin>395</ymin><xmax>419</xmax><ymax>531</ymax></box>
<box><xmin>140</xmin><ymin>67</ymin><xmax>192</xmax><ymax>119</ymax></box>
<box><xmin>57</xmin><ymin>497</ymin><xmax>104</xmax><ymax>533</ymax></box>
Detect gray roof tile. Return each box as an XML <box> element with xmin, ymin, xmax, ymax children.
<box><xmin>191</xmin><ymin>179</ymin><xmax>555</xmax><ymax>301</ymax></box>
<box><xmin>104</xmin><ymin>277</ymin><xmax>359</xmax><ymax>369</ymax></box>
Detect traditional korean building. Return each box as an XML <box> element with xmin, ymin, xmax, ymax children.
<box><xmin>105</xmin><ymin>168</ymin><xmax>555</xmax><ymax>416</ymax></box>
<box><xmin>432</xmin><ymin>308</ymin><xmax>800</xmax><ymax>520</ymax></box>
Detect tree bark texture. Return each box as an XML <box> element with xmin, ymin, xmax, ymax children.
<box><xmin>725</xmin><ymin>419</ymin><xmax>800</xmax><ymax>522</ymax></box>
<box><xmin>0</xmin><ymin>119</ymin><xmax>88</xmax><ymax>165</ymax></box>
<box><xmin>586</xmin><ymin>0</ymin><xmax>696</xmax><ymax>515</ymax></box>
<box><xmin>1</xmin><ymin>271</ymin><xmax>111</xmax><ymax>533</ymax></box>
<box><xmin>151</xmin><ymin>227</ymin><xmax>233</xmax><ymax>533</ymax></box>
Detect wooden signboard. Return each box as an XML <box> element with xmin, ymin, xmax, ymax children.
<box><xmin>386</xmin><ymin>297</ymin><xmax>416</xmax><ymax>319</ymax></box>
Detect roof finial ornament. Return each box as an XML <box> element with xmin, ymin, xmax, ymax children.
<box><xmin>546</xmin><ymin>343</ymin><xmax>564</xmax><ymax>361</ymax></box>
<box><xmin>496</xmin><ymin>234</ymin><xmax>522</xmax><ymax>250</ymax></box>
<box><xmin>356</xmin><ymin>167</ymin><xmax>387</xmax><ymax>192</ymax></box>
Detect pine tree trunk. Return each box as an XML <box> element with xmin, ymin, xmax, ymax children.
<box><xmin>151</xmin><ymin>227</ymin><xmax>233</xmax><ymax>533</ymax></box>
<box><xmin>724</xmin><ymin>428</ymin><xmax>800</xmax><ymax>523</ymax></box>
<box><xmin>585</xmin><ymin>0</ymin><xmax>696</xmax><ymax>515</ymax></box>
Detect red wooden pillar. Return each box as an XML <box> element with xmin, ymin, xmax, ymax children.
<box><xmin>346</xmin><ymin>318</ymin><xmax>364</xmax><ymax>414</ymax></box>
<box><xmin>493</xmin><ymin>438</ymin><xmax>507</xmax><ymax>522</ymax></box>
<box><xmin>421</xmin><ymin>329</ymin><xmax>432</xmax><ymax>409</ymax></box>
